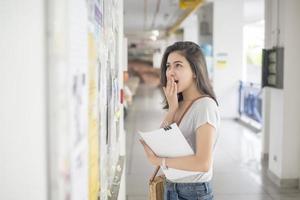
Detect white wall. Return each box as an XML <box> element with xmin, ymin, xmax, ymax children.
<box><xmin>268</xmin><ymin>88</ymin><xmax>284</xmax><ymax>176</ymax></box>
<box><xmin>181</xmin><ymin>14</ymin><xmax>199</xmax><ymax>44</ymax></box>
<box><xmin>261</xmin><ymin>87</ymin><xmax>271</xmax><ymax>158</ymax></box>
<box><xmin>0</xmin><ymin>0</ymin><xmax>48</xmax><ymax>199</ymax></box>
<box><xmin>213</xmin><ymin>0</ymin><xmax>244</xmax><ymax>118</ymax></box>
<box><xmin>264</xmin><ymin>0</ymin><xmax>300</xmax><ymax>187</ymax></box>
<box><xmin>262</xmin><ymin>0</ymin><xmax>272</xmax><ymax>162</ymax></box>
<box><xmin>280</xmin><ymin>0</ymin><xmax>300</xmax><ymax>181</ymax></box>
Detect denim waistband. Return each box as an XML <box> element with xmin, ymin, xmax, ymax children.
<box><xmin>165</xmin><ymin>179</ymin><xmax>211</xmax><ymax>193</ymax></box>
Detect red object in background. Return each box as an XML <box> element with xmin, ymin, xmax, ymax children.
<box><xmin>120</xmin><ymin>89</ymin><xmax>124</xmax><ymax>104</ymax></box>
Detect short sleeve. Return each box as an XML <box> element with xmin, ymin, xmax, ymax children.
<box><xmin>193</xmin><ymin>98</ymin><xmax>220</xmax><ymax>133</ymax></box>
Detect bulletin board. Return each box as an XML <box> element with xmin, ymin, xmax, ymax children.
<box><xmin>47</xmin><ymin>0</ymin><xmax>124</xmax><ymax>200</ymax></box>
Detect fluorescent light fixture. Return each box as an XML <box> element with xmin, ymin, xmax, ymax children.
<box><xmin>152</xmin><ymin>30</ymin><xmax>159</xmax><ymax>37</ymax></box>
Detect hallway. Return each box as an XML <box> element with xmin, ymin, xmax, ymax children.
<box><xmin>125</xmin><ymin>84</ymin><xmax>300</xmax><ymax>200</ymax></box>
<box><xmin>2</xmin><ymin>1</ymin><xmax>300</xmax><ymax>199</ymax></box>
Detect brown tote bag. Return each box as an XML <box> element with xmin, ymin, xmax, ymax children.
<box><xmin>148</xmin><ymin>96</ymin><xmax>208</xmax><ymax>200</ymax></box>
<box><xmin>149</xmin><ymin>166</ymin><xmax>165</xmax><ymax>200</ymax></box>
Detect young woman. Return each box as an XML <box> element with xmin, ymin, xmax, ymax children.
<box><xmin>140</xmin><ymin>41</ymin><xmax>220</xmax><ymax>200</ymax></box>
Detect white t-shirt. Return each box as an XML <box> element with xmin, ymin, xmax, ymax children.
<box><xmin>167</xmin><ymin>97</ymin><xmax>220</xmax><ymax>183</ymax></box>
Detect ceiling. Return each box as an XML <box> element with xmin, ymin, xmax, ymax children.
<box><xmin>124</xmin><ymin>0</ymin><xmax>198</xmax><ymax>60</ymax></box>
<box><xmin>124</xmin><ymin>0</ymin><xmax>264</xmax><ymax>39</ymax></box>
<box><xmin>124</xmin><ymin>0</ymin><xmax>184</xmax><ymax>41</ymax></box>
<box><xmin>124</xmin><ymin>0</ymin><xmax>264</xmax><ymax>61</ymax></box>
<box><xmin>244</xmin><ymin>0</ymin><xmax>264</xmax><ymax>24</ymax></box>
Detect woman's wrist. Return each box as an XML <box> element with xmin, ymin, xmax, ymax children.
<box><xmin>167</xmin><ymin>110</ymin><xmax>176</xmax><ymax>121</ymax></box>
<box><xmin>161</xmin><ymin>157</ymin><xmax>168</xmax><ymax>169</ymax></box>
<box><xmin>161</xmin><ymin>111</ymin><xmax>176</xmax><ymax>127</ymax></box>
<box><xmin>168</xmin><ymin>108</ymin><xmax>177</xmax><ymax>115</ymax></box>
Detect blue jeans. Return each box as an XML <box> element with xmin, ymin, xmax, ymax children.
<box><xmin>164</xmin><ymin>179</ymin><xmax>213</xmax><ymax>200</ymax></box>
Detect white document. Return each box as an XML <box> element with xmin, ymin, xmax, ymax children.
<box><xmin>138</xmin><ymin>123</ymin><xmax>200</xmax><ymax>180</ymax></box>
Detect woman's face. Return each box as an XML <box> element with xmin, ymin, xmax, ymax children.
<box><xmin>166</xmin><ymin>51</ymin><xmax>195</xmax><ymax>93</ymax></box>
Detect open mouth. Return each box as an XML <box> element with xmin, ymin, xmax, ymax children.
<box><xmin>174</xmin><ymin>80</ymin><xmax>179</xmax><ymax>84</ymax></box>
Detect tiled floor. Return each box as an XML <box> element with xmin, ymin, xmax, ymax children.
<box><xmin>125</xmin><ymin>83</ymin><xmax>300</xmax><ymax>200</ymax></box>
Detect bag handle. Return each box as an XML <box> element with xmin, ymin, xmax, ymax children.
<box><xmin>176</xmin><ymin>95</ymin><xmax>208</xmax><ymax>126</ymax></box>
<box><xmin>149</xmin><ymin>95</ymin><xmax>210</xmax><ymax>181</ymax></box>
<box><xmin>149</xmin><ymin>165</ymin><xmax>161</xmax><ymax>183</ymax></box>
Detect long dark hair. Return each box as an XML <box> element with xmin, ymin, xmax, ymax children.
<box><xmin>160</xmin><ymin>41</ymin><xmax>218</xmax><ymax>109</ymax></box>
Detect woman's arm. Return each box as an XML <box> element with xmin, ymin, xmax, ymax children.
<box><xmin>164</xmin><ymin>123</ymin><xmax>215</xmax><ymax>172</ymax></box>
<box><xmin>160</xmin><ymin>110</ymin><xmax>176</xmax><ymax>128</ymax></box>
<box><xmin>140</xmin><ymin>122</ymin><xmax>215</xmax><ymax>172</ymax></box>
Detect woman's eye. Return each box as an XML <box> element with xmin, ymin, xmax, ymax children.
<box><xmin>176</xmin><ymin>64</ymin><xmax>182</xmax><ymax>67</ymax></box>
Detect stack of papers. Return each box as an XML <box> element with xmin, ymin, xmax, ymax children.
<box><xmin>138</xmin><ymin>123</ymin><xmax>200</xmax><ymax>180</ymax></box>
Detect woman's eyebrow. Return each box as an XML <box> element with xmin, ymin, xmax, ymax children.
<box><xmin>173</xmin><ymin>61</ymin><xmax>183</xmax><ymax>64</ymax></box>
<box><xmin>166</xmin><ymin>60</ymin><xmax>183</xmax><ymax>64</ymax></box>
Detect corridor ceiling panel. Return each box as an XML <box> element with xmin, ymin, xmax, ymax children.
<box><xmin>124</xmin><ymin>0</ymin><xmax>185</xmax><ymax>40</ymax></box>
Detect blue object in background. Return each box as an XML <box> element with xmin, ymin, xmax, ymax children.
<box><xmin>200</xmin><ymin>44</ymin><xmax>213</xmax><ymax>80</ymax></box>
<box><xmin>238</xmin><ymin>81</ymin><xmax>262</xmax><ymax>124</ymax></box>
<box><xmin>200</xmin><ymin>44</ymin><xmax>213</xmax><ymax>56</ymax></box>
